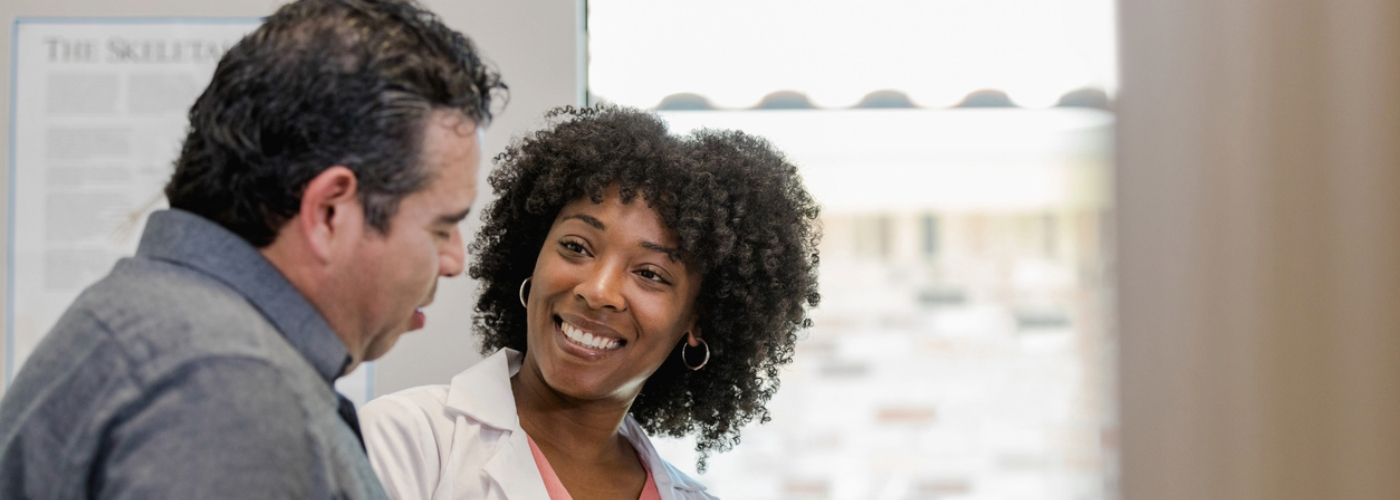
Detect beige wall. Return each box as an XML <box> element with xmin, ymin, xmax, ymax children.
<box><xmin>0</xmin><ymin>0</ymin><xmax>584</xmax><ymax>393</ymax></box>
<box><xmin>1117</xmin><ymin>0</ymin><xmax>1400</xmax><ymax>498</ymax></box>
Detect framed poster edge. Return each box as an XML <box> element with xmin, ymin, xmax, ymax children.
<box><xmin>4</xmin><ymin>16</ymin><xmax>263</xmax><ymax>387</ymax></box>
<box><xmin>13</xmin><ymin>17</ymin><xmax>263</xmax><ymax>25</ymax></box>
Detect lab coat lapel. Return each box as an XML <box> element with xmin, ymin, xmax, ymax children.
<box><xmin>481</xmin><ymin>428</ymin><xmax>550</xmax><ymax>499</ymax></box>
<box><xmin>445</xmin><ymin>349</ymin><xmax>550</xmax><ymax>499</ymax></box>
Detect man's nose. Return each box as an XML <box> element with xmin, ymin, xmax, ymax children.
<box><xmin>440</xmin><ymin>228</ymin><xmax>465</xmax><ymax>277</ymax></box>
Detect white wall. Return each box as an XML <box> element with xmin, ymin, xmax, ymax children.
<box><xmin>0</xmin><ymin>0</ymin><xmax>584</xmax><ymax>394</ymax></box>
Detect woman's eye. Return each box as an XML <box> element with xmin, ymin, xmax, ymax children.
<box><xmin>637</xmin><ymin>269</ymin><xmax>669</xmax><ymax>284</ymax></box>
<box><xmin>561</xmin><ymin>240</ymin><xmax>587</xmax><ymax>254</ymax></box>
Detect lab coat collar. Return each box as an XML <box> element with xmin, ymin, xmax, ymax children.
<box><xmin>444</xmin><ymin>348</ymin><xmax>522</xmax><ymax>431</ymax></box>
<box><xmin>447</xmin><ymin>348</ymin><xmax>709</xmax><ymax>497</ymax></box>
<box><xmin>619</xmin><ymin>418</ymin><xmax>710</xmax><ymax>493</ymax></box>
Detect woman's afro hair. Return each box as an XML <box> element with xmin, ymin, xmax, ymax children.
<box><xmin>469</xmin><ymin>105</ymin><xmax>820</xmax><ymax>470</ymax></box>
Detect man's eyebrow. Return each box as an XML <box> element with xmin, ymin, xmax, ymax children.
<box><xmin>640</xmin><ymin>241</ymin><xmax>683</xmax><ymax>263</ymax></box>
<box><xmin>562</xmin><ymin>214</ymin><xmax>605</xmax><ymax>230</ymax></box>
<box><xmin>436</xmin><ymin>208</ymin><xmax>472</xmax><ymax>225</ymax></box>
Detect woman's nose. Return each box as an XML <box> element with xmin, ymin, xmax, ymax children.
<box><xmin>576</xmin><ymin>262</ymin><xmax>627</xmax><ymax>311</ymax></box>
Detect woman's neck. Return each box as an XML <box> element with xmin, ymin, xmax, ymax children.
<box><xmin>510</xmin><ymin>356</ymin><xmax>635</xmax><ymax>463</ymax></box>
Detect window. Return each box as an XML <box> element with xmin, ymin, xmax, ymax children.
<box><xmin>591</xmin><ymin>1</ymin><xmax>1117</xmax><ymax>499</ymax></box>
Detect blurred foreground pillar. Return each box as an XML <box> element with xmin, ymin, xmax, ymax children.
<box><xmin>1117</xmin><ymin>0</ymin><xmax>1400</xmax><ymax>498</ymax></box>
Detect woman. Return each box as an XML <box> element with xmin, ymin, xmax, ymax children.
<box><xmin>360</xmin><ymin>106</ymin><xmax>820</xmax><ymax>500</ymax></box>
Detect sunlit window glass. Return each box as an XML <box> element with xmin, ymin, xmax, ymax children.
<box><xmin>590</xmin><ymin>1</ymin><xmax>1117</xmax><ymax>498</ymax></box>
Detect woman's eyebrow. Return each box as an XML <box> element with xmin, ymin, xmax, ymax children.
<box><xmin>562</xmin><ymin>213</ymin><xmax>605</xmax><ymax>229</ymax></box>
<box><xmin>640</xmin><ymin>241</ymin><xmax>682</xmax><ymax>263</ymax></box>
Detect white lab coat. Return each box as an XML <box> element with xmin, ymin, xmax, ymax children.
<box><xmin>360</xmin><ymin>349</ymin><xmax>717</xmax><ymax>500</ymax></box>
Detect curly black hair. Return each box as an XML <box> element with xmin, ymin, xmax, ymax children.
<box><xmin>166</xmin><ymin>0</ymin><xmax>507</xmax><ymax>247</ymax></box>
<box><xmin>470</xmin><ymin>106</ymin><xmax>821</xmax><ymax>470</ymax></box>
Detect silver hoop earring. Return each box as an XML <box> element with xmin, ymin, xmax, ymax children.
<box><xmin>680</xmin><ymin>338</ymin><xmax>710</xmax><ymax>371</ymax></box>
<box><xmin>519</xmin><ymin>277</ymin><xmax>531</xmax><ymax>308</ymax></box>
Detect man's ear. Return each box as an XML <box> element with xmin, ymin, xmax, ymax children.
<box><xmin>297</xmin><ymin>166</ymin><xmax>360</xmax><ymax>262</ymax></box>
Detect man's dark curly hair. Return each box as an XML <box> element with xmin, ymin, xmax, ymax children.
<box><xmin>470</xmin><ymin>106</ymin><xmax>821</xmax><ymax>470</ymax></box>
<box><xmin>165</xmin><ymin>0</ymin><xmax>506</xmax><ymax>247</ymax></box>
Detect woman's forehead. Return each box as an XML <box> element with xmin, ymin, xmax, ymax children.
<box><xmin>559</xmin><ymin>189</ymin><xmax>664</xmax><ymax>225</ymax></box>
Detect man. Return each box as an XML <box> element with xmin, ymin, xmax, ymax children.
<box><xmin>0</xmin><ymin>0</ymin><xmax>505</xmax><ymax>497</ymax></box>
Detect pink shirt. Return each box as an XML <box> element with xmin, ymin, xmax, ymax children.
<box><xmin>528</xmin><ymin>435</ymin><xmax>662</xmax><ymax>500</ymax></box>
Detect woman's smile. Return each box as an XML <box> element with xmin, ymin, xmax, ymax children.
<box><xmin>555</xmin><ymin>313</ymin><xmax>626</xmax><ymax>355</ymax></box>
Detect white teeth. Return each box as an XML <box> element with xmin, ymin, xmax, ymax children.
<box><xmin>561</xmin><ymin>321</ymin><xmax>620</xmax><ymax>350</ymax></box>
